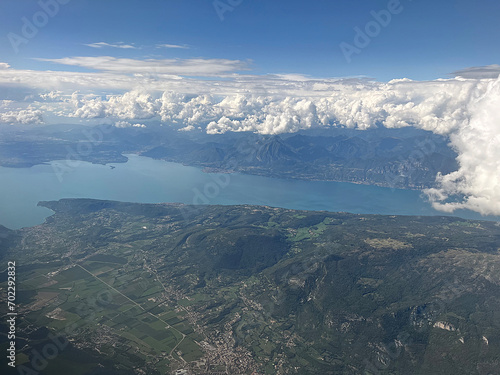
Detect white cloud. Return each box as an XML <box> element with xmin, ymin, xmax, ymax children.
<box><xmin>0</xmin><ymin>63</ymin><xmax>10</xmax><ymax>69</ymax></box>
<box><xmin>202</xmin><ymin>79</ymin><xmax>480</xmax><ymax>135</ymax></box>
<box><xmin>39</xmin><ymin>91</ymin><xmax>63</xmax><ymax>100</ymax></box>
<box><xmin>425</xmin><ymin>76</ymin><xmax>500</xmax><ymax>216</ymax></box>
<box><xmin>65</xmin><ymin>78</ymin><xmax>480</xmax><ymax>137</ymax></box>
<box><xmin>206</xmin><ymin>97</ymin><xmax>318</xmax><ymax>134</ymax></box>
<box><xmin>0</xmin><ymin>60</ymin><xmax>361</xmax><ymax>96</ymax></box>
<box><xmin>178</xmin><ymin>124</ymin><xmax>195</xmax><ymax>131</ymax></box>
<box><xmin>34</xmin><ymin>56</ymin><xmax>249</xmax><ymax>75</ymax></box>
<box><xmin>1</xmin><ymin>60</ymin><xmax>500</xmax><ymax>216</ymax></box>
<box><xmin>84</xmin><ymin>42</ymin><xmax>138</xmax><ymax>49</ymax></box>
<box><xmin>114</xmin><ymin>121</ymin><xmax>146</xmax><ymax>128</ymax></box>
<box><xmin>156</xmin><ymin>44</ymin><xmax>189</xmax><ymax>49</ymax></box>
<box><xmin>72</xmin><ymin>91</ymin><xmax>158</xmax><ymax>119</ymax></box>
<box><xmin>0</xmin><ymin>107</ymin><xmax>43</xmax><ymax>124</ymax></box>
<box><xmin>160</xmin><ymin>93</ymin><xmax>219</xmax><ymax>124</ymax></box>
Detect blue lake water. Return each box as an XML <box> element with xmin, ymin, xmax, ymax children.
<box><xmin>0</xmin><ymin>154</ymin><xmax>495</xmax><ymax>229</ymax></box>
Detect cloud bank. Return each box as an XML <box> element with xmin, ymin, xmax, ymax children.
<box><xmin>1</xmin><ymin>58</ymin><xmax>499</xmax><ymax>216</ymax></box>
<box><xmin>0</xmin><ymin>105</ymin><xmax>43</xmax><ymax>124</ymax></box>
<box><xmin>425</xmin><ymin>77</ymin><xmax>500</xmax><ymax>215</ymax></box>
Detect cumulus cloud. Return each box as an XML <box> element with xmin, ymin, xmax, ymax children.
<box><xmin>0</xmin><ymin>107</ymin><xmax>43</xmax><ymax>124</ymax></box>
<box><xmin>114</xmin><ymin>121</ymin><xmax>146</xmax><ymax>128</ymax></box>
<box><xmin>39</xmin><ymin>91</ymin><xmax>64</xmax><ymax>101</ymax></box>
<box><xmin>425</xmin><ymin>76</ymin><xmax>500</xmax><ymax>215</ymax></box>
<box><xmin>206</xmin><ymin>96</ymin><xmax>318</xmax><ymax>134</ymax></box>
<box><xmin>84</xmin><ymin>42</ymin><xmax>138</xmax><ymax>49</ymax></box>
<box><xmin>198</xmin><ymin>79</ymin><xmax>481</xmax><ymax>135</ymax></box>
<box><xmin>0</xmin><ymin>63</ymin><xmax>10</xmax><ymax>69</ymax></box>
<box><xmin>64</xmin><ymin>79</ymin><xmax>487</xmax><ymax>138</ymax></box>
<box><xmin>72</xmin><ymin>91</ymin><xmax>158</xmax><ymax>119</ymax></box>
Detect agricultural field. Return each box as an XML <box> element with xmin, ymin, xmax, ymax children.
<box><xmin>1</xmin><ymin>199</ymin><xmax>500</xmax><ymax>374</ymax></box>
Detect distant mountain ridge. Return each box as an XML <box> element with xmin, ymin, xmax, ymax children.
<box><xmin>143</xmin><ymin>130</ymin><xmax>458</xmax><ymax>189</ymax></box>
<box><xmin>0</xmin><ymin>124</ymin><xmax>458</xmax><ymax>189</ymax></box>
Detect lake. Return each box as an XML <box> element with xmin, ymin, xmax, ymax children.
<box><xmin>0</xmin><ymin>154</ymin><xmax>495</xmax><ymax>229</ymax></box>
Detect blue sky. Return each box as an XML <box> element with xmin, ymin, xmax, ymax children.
<box><xmin>1</xmin><ymin>0</ymin><xmax>499</xmax><ymax>80</ymax></box>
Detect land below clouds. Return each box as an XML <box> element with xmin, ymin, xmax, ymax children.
<box><xmin>0</xmin><ymin>123</ymin><xmax>458</xmax><ymax>190</ymax></box>
<box><xmin>1</xmin><ymin>198</ymin><xmax>499</xmax><ymax>374</ymax></box>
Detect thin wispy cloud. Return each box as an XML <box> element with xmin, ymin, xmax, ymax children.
<box><xmin>451</xmin><ymin>64</ymin><xmax>500</xmax><ymax>79</ymax></box>
<box><xmin>34</xmin><ymin>56</ymin><xmax>250</xmax><ymax>76</ymax></box>
<box><xmin>84</xmin><ymin>42</ymin><xmax>138</xmax><ymax>49</ymax></box>
<box><xmin>156</xmin><ymin>44</ymin><xmax>189</xmax><ymax>49</ymax></box>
